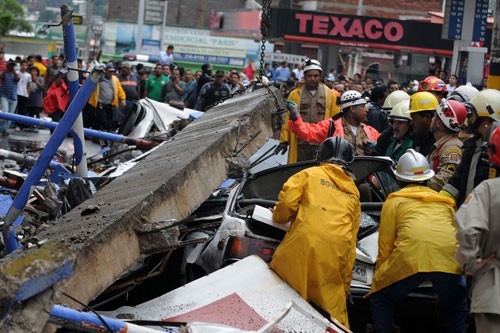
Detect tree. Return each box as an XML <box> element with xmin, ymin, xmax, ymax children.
<box><xmin>0</xmin><ymin>0</ymin><xmax>32</xmax><ymax>37</ymax></box>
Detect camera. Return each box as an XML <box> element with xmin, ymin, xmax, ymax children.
<box><xmin>6</xmin><ymin>60</ymin><xmax>15</xmax><ymax>68</ymax></box>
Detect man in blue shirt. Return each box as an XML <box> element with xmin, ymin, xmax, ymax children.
<box><xmin>275</xmin><ymin>61</ymin><xmax>290</xmax><ymax>84</ymax></box>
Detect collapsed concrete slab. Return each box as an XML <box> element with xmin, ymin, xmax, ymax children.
<box><xmin>0</xmin><ymin>87</ymin><xmax>284</xmax><ymax>332</ymax></box>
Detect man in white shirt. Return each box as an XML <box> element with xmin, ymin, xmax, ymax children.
<box><xmin>292</xmin><ymin>63</ymin><xmax>304</xmax><ymax>82</ymax></box>
<box><xmin>159</xmin><ymin>45</ymin><xmax>174</xmax><ymax>66</ymax></box>
<box><xmin>16</xmin><ymin>59</ymin><xmax>32</xmax><ymax>130</ymax></box>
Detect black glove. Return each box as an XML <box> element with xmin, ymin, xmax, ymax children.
<box><xmin>287</xmin><ymin>100</ymin><xmax>300</xmax><ymax>121</ymax></box>
<box><xmin>274</xmin><ymin>142</ymin><xmax>288</xmax><ymax>155</ymax></box>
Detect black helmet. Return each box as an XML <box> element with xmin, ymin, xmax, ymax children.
<box><xmin>317</xmin><ymin>136</ymin><xmax>353</xmax><ymax>165</ymax></box>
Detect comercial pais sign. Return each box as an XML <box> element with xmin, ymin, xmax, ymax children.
<box><xmin>271</xmin><ymin>9</ymin><xmax>456</xmax><ymax>55</ymax></box>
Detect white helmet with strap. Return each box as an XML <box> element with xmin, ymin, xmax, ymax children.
<box><xmin>340</xmin><ymin>90</ymin><xmax>366</xmax><ymax>110</ymax></box>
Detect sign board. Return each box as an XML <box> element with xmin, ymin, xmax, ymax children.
<box><xmin>72</xmin><ymin>15</ymin><xmax>83</xmax><ymax>26</ymax></box>
<box><xmin>141</xmin><ymin>39</ymin><xmax>161</xmax><ymax>55</ymax></box>
<box><xmin>442</xmin><ymin>0</ymin><xmax>488</xmax><ymax>42</ymax></box>
<box><xmin>264</xmin><ymin>52</ymin><xmax>306</xmax><ymax>65</ymax></box>
<box><xmin>144</xmin><ymin>0</ymin><xmax>165</xmax><ymax>25</ymax></box>
<box><xmin>174</xmin><ymin>52</ymin><xmax>245</xmax><ymax>67</ymax></box>
<box><xmin>270</xmin><ymin>8</ymin><xmax>456</xmax><ymax>56</ymax></box>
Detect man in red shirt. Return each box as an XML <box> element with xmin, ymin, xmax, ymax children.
<box><xmin>242</xmin><ymin>58</ymin><xmax>256</xmax><ymax>81</ymax></box>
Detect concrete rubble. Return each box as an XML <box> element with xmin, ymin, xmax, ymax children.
<box><xmin>0</xmin><ymin>87</ymin><xmax>284</xmax><ymax>332</ymax></box>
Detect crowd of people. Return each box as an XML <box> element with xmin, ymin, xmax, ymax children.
<box><xmin>270</xmin><ymin>58</ymin><xmax>500</xmax><ymax>332</ymax></box>
<box><xmin>1</xmin><ymin>46</ymin><xmax>499</xmax><ymax>331</ymax></box>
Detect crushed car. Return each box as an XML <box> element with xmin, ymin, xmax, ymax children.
<box><xmin>181</xmin><ymin>154</ymin><xmax>441</xmax><ymax>332</ymax></box>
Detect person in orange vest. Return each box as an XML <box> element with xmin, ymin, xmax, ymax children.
<box><xmin>275</xmin><ymin>58</ymin><xmax>339</xmax><ymax>163</ymax></box>
<box><xmin>287</xmin><ymin>90</ymin><xmax>380</xmax><ymax>156</ymax></box>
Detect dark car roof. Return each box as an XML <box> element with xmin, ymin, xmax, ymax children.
<box><xmin>242</xmin><ymin>156</ymin><xmax>394</xmax><ymax>201</ymax></box>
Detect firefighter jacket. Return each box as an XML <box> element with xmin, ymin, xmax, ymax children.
<box><xmin>455</xmin><ymin>178</ymin><xmax>500</xmax><ymax>315</ymax></box>
<box><xmin>427</xmin><ymin>134</ymin><xmax>463</xmax><ymax>192</ymax></box>
<box><xmin>280</xmin><ymin>83</ymin><xmax>339</xmax><ymax>163</ymax></box>
<box><xmin>289</xmin><ymin>117</ymin><xmax>380</xmax><ymax>156</ymax></box>
<box><xmin>442</xmin><ymin>135</ymin><xmax>490</xmax><ymax>206</ymax></box>
<box><xmin>370</xmin><ymin>185</ymin><xmax>461</xmax><ymax>294</ymax></box>
<box><xmin>88</xmin><ymin>75</ymin><xmax>126</xmax><ymax>109</ymax></box>
<box><xmin>270</xmin><ymin>163</ymin><xmax>360</xmax><ymax>327</ymax></box>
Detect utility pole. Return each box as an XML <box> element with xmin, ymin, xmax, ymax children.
<box><xmin>136</xmin><ymin>0</ymin><xmax>145</xmax><ymax>54</ymax></box>
<box><xmin>84</xmin><ymin>0</ymin><xmax>94</xmax><ymax>62</ymax></box>
<box><xmin>488</xmin><ymin>0</ymin><xmax>500</xmax><ymax>89</ymax></box>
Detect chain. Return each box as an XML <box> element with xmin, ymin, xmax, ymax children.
<box><xmin>259</xmin><ymin>0</ymin><xmax>272</xmax><ymax>79</ymax></box>
<box><xmin>204</xmin><ymin>0</ymin><xmax>286</xmax><ymax>133</ymax></box>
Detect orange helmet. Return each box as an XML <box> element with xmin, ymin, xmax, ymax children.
<box><xmin>435</xmin><ymin>100</ymin><xmax>468</xmax><ymax>132</ymax></box>
<box><xmin>489</xmin><ymin>127</ymin><xmax>500</xmax><ymax>167</ymax></box>
<box><xmin>418</xmin><ymin>76</ymin><xmax>447</xmax><ymax>93</ymax></box>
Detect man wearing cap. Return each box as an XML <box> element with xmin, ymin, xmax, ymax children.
<box><xmin>195</xmin><ymin>70</ymin><xmax>230</xmax><ymax>112</ymax></box>
<box><xmin>276</xmin><ymin>59</ymin><xmax>339</xmax><ymax>163</ymax></box>
<box><xmin>84</xmin><ymin>62</ymin><xmax>126</xmax><ymax>131</ymax></box>
<box><xmin>118</xmin><ymin>62</ymin><xmax>139</xmax><ymax>121</ymax></box>
<box><xmin>145</xmin><ymin>63</ymin><xmax>169</xmax><ymax>102</ymax></box>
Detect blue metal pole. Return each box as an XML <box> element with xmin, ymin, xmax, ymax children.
<box><xmin>0</xmin><ymin>112</ymin><xmax>156</xmax><ymax>149</ymax></box>
<box><xmin>2</xmin><ymin>69</ymin><xmax>102</xmax><ymax>254</ymax></box>
<box><xmin>61</xmin><ymin>5</ymin><xmax>88</xmax><ymax>177</ymax></box>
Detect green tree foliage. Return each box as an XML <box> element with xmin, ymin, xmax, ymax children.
<box><xmin>0</xmin><ymin>0</ymin><xmax>32</xmax><ymax>37</ymax></box>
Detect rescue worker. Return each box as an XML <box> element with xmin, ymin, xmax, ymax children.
<box><xmin>447</xmin><ymin>84</ymin><xmax>479</xmax><ymax>103</ymax></box>
<box><xmin>368</xmin><ymin>149</ymin><xmax>468</xmax><ymax>333</ymax></box>
<box><xmin>275</xmin><ymin>58</ymin><xmax>339</xmax><ymax>163</ymax></box>
<box><xmin>288</xmin><ymin>90</ymin><xmax>379</xmax><ymax>156</ymax></box>
<box><xmin>441</xmin><ymin>89</ymin><xmax>500</xmax><ymax>206</ymax></box>
<box><xmin>270</xmin><ymin>136</ymin><xmax>360</xmax><ymax>328</ymax></box>
<box><xmin>455</xmin><ymin>126</ymin><xmax>500</xmax><ymax>333</ymax></box>
<box><xmin>385</xmin><ymin>100</ymin><xmax>413</xmax><ymax>162</ymax></box>
<box><xmin>373</xmin><ymin>90</ymin><xmax>410</xmax><ymax>156</ymax></box>
<box><xmin>418</xmin><ymin>75</ymin><xmax>447</xmax><ymax>101</ymax></box>
<box><xmin>426</xmin><ymin>99</ymin><xmax>468</xmax><ymax>191</ymax></box>
<box><xmin>409</xmin><ymin>91</ymin><xmax>438</xmax><ymax>157</ymax></box>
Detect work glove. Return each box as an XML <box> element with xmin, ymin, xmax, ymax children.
<box><xmin>287</xmin><ymin>100</ymin><xmax>300</xmax><ymax>121</ymax></box>
<box><xmin>274</xmin><ymin>142</ymin><xmax>288</xmax><ymax>155</ymax></box>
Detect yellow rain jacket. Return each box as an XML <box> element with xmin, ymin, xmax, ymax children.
<box><xmin>370</xmin><ymin>185</ymin><xmax>462</xmax><ymax>294</ymax></box>
<box><xmin>280</xmin><ymin>83</ymin><xmax>339</xmax><ymax>163</ymax></box>
<box><xmin>270</xmin><ymin>163</ymin><xmax>360</xmax><ymax>327</ymax></box>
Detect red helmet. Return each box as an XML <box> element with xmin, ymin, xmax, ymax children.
<box><xmin>489</xmin><ymin>127</ymin><xmax>500</xmax><ymax>167</ymax></box>
<box><xmin>418</xmin><ymin>76</ymin><xmax>447</xmax><ymax>93</ymax></box>
<box><xmin>435</xmin><ymin>100</ymin><xmax>468</xmax><ymax>132</ymax></box>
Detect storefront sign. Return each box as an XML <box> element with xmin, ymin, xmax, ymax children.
<box><xmin>442</xmin><ymin>0</ymin><xmax>488</xmax><ymax>42</ymax></box>
<box><xmin>271</xmin><ymin>9</ymin><xmax>455</xmax><ymax>56</ymax></box>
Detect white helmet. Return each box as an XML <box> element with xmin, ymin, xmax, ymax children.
<box><xmin>389</xmin><ymin>100</ymin><xmax>411</xmax><ymax>121</ymax></box>
<box><xmin>340</xmin><ymin>90</ymin><xmax>366</xmax><ymax>110</ymax></box>
<box><xmin>383</xmin><ymin>90</ymin><xmax>410</xmax><ymax>112</ymax></box>
<box><xmin>303</xmin><ymin>58</ymin><xmax>322</xmax><ymax>73</ymax></box>
<box><xmin>466</xmin><ymin>89</ymin><xmax>500</xmax><ymax>122</ymax></box>
<box><xmin>394</xmin><ymin>148</ymin><xmax>435</xmax><ymax>182</ymax></box>
<box><xmin>447</xmin><ymin>84</ymin><xmax>479</xmax><ymax>103</ymax></box>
